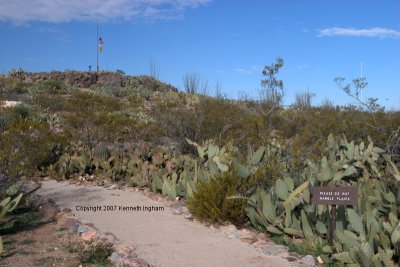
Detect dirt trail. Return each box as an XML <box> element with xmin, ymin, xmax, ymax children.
<box><xmin>38</xmin><ymin>180</ymin><xmax>294</xmax><ymax>267</ymax></box>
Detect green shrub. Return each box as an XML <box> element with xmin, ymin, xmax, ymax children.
<box><xmin>80</xmin><ymin>241</ymin><xmax>112</xmax><ymax>265</ymax></box>
<box><xmin>40</xmin><ymin>79</ymin><xmax>64</xmax><ymax>92</ymax></box>
<box><xmin>63</xmin><ymin>92</ymin><xmax>123</xmax><ymax>149</ymax></box>
<box><xmin>0</xmin><ymin>118</ymin><xmax>65</xmax><ymax>180</ymax></box>
<box><xmin>68</xmin><ymin>240</ymin><xmax>112</xmax><ymax>265</ymax></box>
<box><xmin>65</xmin><ymin>91</ymin><xmax>120</xmax><ymax>114</ymax></box>
<box><xmin>33</xmin><ymin>94</ymin><xmax>67</xmax><ymax>113</ymax></box>
<box><xmin>150</xmin><ymin>95</ymin><xmax>262</xmax><ymax>152</ymax></box>
<box><xmin>65</xmin><ymin>110</ymin><xmax>139</xmax><ymax>149</ymax></box>
<box><xmin>0</xmin><ymin>104</ymin><xmax>33</xmax><ymax>130</ymax></box>
<box><xmin>1</xmin><ymin>76</ymin><xmax>27</xmax><ymax>94</ymax></box>
<box><xmin>92</xmin><ymin>84</ymin><xmax>125</xmax><ymax>97</ymax></box>
<box><xmin>187</xmin><ymin>170</ymin><xmax>248</xmax><ymax>226</ymax></box>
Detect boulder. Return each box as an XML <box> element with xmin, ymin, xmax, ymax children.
<box><xmin>239</xmin><ymin>229</ymin><xmax>258</xmax><ymax>244</ymax></box>
<box><xmin>114</xmin><ymin>244</ymin><xmax>135</xmax><ymax>255</ymax></box>
<box><xmin>57</xmin><ymin>214</ymin><xmax>79</xmax><ymax>228</ymax></box>
<box><xmin>222</xmin><ymin>224</ymin><xmax>240</xmax><ymax>239</ymax></box>
<box><xmin>38</xmin><ymin>200</ymin><xmax>60</xmax><ymax>222</ymax></box>
<box><xmin>100</xmin><ymin>232</ymin><xmax>117</xmax><ymax>244</ymax></box>
<box><xmin>300</xmin><ymin>255</ymin><xmax>315</xmax><ymax>267</ymax></box>
<box><xmin>80</xmin><ymin>230</ymin><xmax>98</xmax><ymax>242</ymax></box>
<box><xmin>123</xmin><ymin>257</ymin><xmax>150</xmax><ymax>267</ymax></box>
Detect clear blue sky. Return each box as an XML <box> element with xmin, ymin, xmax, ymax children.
<box><xmin>0</xmin><ymin>0</ymin><xmax>399</xmax><ymax>109</ymax></box>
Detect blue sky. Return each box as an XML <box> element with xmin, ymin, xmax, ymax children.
<box><xmin>0</xmin><ymin>0</ymin><xmax>399</xmax><ymax>109</ymax></box>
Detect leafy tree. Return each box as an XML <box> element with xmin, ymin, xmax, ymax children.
<box><xmin>259</xmin><ymin>57</ymin><xmax>285</xmax><ymax>117</ymax></box>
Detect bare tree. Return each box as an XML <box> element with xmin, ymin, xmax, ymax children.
<box><xmin>183</xmin><ymin>72</ymin><xmax>201</xmax><ymax>94</ymax></box>
<box><xmin>214</xmin><ymin>79</ymin><xmax>223</xmax><ymax>99</ymax></box>
<box><xmin>320</xmin><ymin>98</ymin><xmax>335</xmax><ymax>109</ymax></box>
<box><xmin>294</xmin><ymin>90</ymin><xmax>315</xmax><ymax>108</ymax></box>
<box><xmin>149</xmin><ymin>58</ymin><xmax>159</xmax><ymax>79</ymax></box>
<box><xmin>201</xmin><ymin>77</ymin><xmax>209</xmax><ymax>96</ymax></box>
<box><xmin>334</xmin><ymin>76</ymin><xmax>388</xmax><ymax>136</ymax></box>
<box><xmin>237</xmin><ymin>90</ymin><xmax>251</xmax><ymax>101</ymax></box>
<box><xmin>334</xmin><ymin>76</ymin><xmax>383</xmax><ymax>112</ymax></box>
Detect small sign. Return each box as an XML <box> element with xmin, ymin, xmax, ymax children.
<box><xmin>311</xmin><ymin>187</ymin><xmax>357</xmax><ymax>206</ymax></box>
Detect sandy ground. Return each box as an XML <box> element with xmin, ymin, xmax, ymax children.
<box><xmin>38</xmin><ymin>180</ymin><xmax>292</xmax><ymax>267</ymax></box>
<box><xmin>0</xmin><ymin>221</ymin><xmax>85</xmax><ymax>267</ymax></box>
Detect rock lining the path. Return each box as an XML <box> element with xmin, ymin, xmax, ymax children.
<box><xmin>38</xmin><ymin>197</ymin><xmax>151</xmax><ymax>267</ymax></box>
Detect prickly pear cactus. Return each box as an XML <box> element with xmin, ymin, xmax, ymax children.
<box><xmin>185</xmin><ymin>138</ymin><xmax>230</xmax><ymax>174</ymax></box>
<box><xmin>243</xmin><ymin>134</ymin><xmax>400</xmax><ymax>265</ymax></box>
<box><xmin>1</xmin><ymin>183</ymin><xmax>24</xmax><ymax>254</ymax></box>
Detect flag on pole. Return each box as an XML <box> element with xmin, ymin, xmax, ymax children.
<box><xmin>98</xmin><ymin>37</ymin><xmax>104</xmax><ymax>53</ymax></box>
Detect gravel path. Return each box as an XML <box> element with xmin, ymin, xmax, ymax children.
<box><xmin>38</xmin><ymin>180</ymin><xmax>295</xmax><ymax>267</ymax></box>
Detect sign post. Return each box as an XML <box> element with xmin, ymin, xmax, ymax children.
<box><xmin>311</xmin><ymin>186</ymin><xmax>357</xmax><ymax>242</ymax></box>
<box><xmin>331</xmin><ymin>205</ymin><xmax>337</xmax><ymax>241</ymax></box>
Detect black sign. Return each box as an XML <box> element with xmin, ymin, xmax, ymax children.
<box><xmin>311</xmin><ymin>187</ymin><xmax>357</xmax><ymax>206</ymax></box>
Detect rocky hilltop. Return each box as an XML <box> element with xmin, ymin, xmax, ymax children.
<box><xmin>8</xmin><ymin>70</ymin><xmax>178</xmax><ymax>92</ymax></box>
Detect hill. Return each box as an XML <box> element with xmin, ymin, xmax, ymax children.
<box><xmin>1</xmin><ymin>70</ymin><xmax>400</xmax><ymax>265</ymax></box>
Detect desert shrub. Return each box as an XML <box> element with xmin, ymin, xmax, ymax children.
<box><xmin>64</xmin><ymin>92</ymin><xmax>122</xmax><ymax>149</ymax></box>
<box><xmin>69</xmin><ymin>240</ymin><xmax>112</xmax><ymax>265</ymax></box>
<box><xmin>151</xmin><ymin>95</ymin><xmax>264</xmax><ymax>153</ymax></box>
<box><xmin>150</xmin><ymin>93</ymin><xmax>203</xmax><ymax>149</ymax></box>
<box><xmin>92</xmin><ymin>84</ymin><xmax>125</xmax><ymax>97</ymax></box>
<box><xmin>0</xmin><ymin>75</ymin><xmax>5</xmax><ymax>99</ymax></box>
<box><xmin>187</xmin><ymin>169</ymin><xmax>248</xmax><ymax>226</ymax></box>
<box><xmin>126</xmin><ymin>92</ymin><xmax>146</xmax><ymax>107</ymax></box>
<box><xmin>0</xmin><ymin>104</ymin><xmax>33</xmax><ymax>128</ymax></box>
<box><xmin>65</xmin><ymin>91</ymin><xmax>120</xmax><ymax>114</ymax></box>
<box><xmin>0</xmin><ymin>112</ymin><xmax>65</xmax><ymax>182</ymax></box>
<box><xmin>96</xmin><ymin>112</ymin><xmax>139</xmax><ymax>142</ymax></box>
<box><xmin>34</xmin><ymin>79</ymin><xmax>65</xmax><ymax>93</ymax></box>
<box><xmin>263</xmin><ymin>107</ymin><xmax>400</xmax><ymax>168</ymax></box>
<box><xmin>194</xmin><ymin>98</ymin><xmax>255</xmax><ymax>146</ymax></box>
<box><xmin>124</xmin><ymin>75</ymin><xmax>177</xmax><ymax>97</ymax></box>
<box><xmin>33</xmin><ymin>94</ymin><xmax>67</xmax><ymax>112</ymax></box>
<box><xmin>135</xmin><ymin>121</ymin><xmax>164</xmax><ymax>142</ymax></box>
<box><xmin>0</xmin><ymin>76</ymin><xmax>27</xmax><ymax>94</ymax></box>
<box><xmin>65</xmin><ymin>110</ymin><xmax>139</xmax><ymax>149</ymax></box>
<box><xmin>124</xmin><ymin>77</ymin><xmax>150</xmax><ymax>98</ymax></box>
<box><xmin>26</xmin><ymin>79</ymin><xmax>73</xmax><ymax>101</ymax></box>
<box><xmin>41</xmin><ymin>79</ymin><xmax>64</xmax><ymax>91</ymax></box>
<box><xmin>12</xmin><ymin>104</ymin><xmax>34</xmax><ymax>119</ymax></box>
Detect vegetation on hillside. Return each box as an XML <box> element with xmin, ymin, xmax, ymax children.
<box><xmin>1</xmin><ymin>66</ymin><xmax>399</xmax><ymax>264</ymax></box>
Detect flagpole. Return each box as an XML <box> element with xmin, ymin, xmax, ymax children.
<box><xmin>96</xmin><ymin>23</ymin><xmax>99</xmax><ymax>72</ymax></box>
<box><xmin>360</xmin><ymin>60</ymin><xmax>363</xmax><ymax>103</ymax></box>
